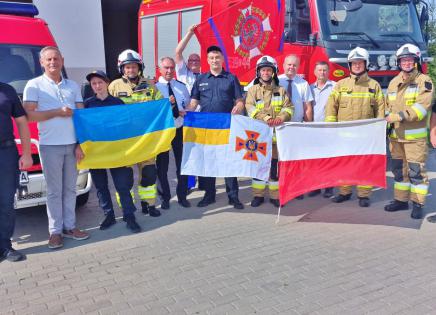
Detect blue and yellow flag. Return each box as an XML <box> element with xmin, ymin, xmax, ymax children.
<box><xmin>73</xmin><ymin>99</ymin><xmax>175</xmax><ymax>170</ymax></box>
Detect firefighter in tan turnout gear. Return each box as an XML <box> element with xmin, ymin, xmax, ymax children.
<box><xmin>245</xmin><ymin>56</ymin><xmax>293</xmax><ymax>208</ymax></box>
<box><xmin>108</xmin><ymin>49</ymin><xmax>163</xmax><ymax>217</ymax></box>
<box><xmin>325</xmin><ymin>47</ymin><xmax>385</xmax><ymax>207</ymax></box>
<box><xmin>384</xmin><ymin>44</ymin><xmax>433</xmax><ymax>219</ymax></box>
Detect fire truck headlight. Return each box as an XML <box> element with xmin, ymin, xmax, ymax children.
<box><xmin>389</xmin><ymin>54</ymin><xmax>397</xmax><ymax>69</ymax></box>
<box><xmin>377</xmin><ymin>55</ymin><xmax>386</xmax><ymax>68</ymax></box>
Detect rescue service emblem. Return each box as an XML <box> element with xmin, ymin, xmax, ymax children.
<box><xmin>333</xmin><ymin>69</ymin><xmax>345</xmax><ymax>77</ymax></box>
<box><xmin>232</xmin><ymin>5</ymin><xmax>272</xmax><ymax>59</ymax></box>
<box><xmin>235</xmin><ymin>130</ymin><xmax>267</xmax><ymax>162</ymax></box>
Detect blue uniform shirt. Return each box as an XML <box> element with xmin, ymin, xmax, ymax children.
<box><xmin>0</xmin><ymin>83</ymin><xmax>25</xmax><ymax>142</ymax></box>
<box><xmin>84</xmin><ymin>95</ymin><xmax>124</xmax><ymax>108</ymax></box>
<box><xmin>191</xmin><ymin>70</ymin><xmax>243</xmax><ymax>113</ymax></box>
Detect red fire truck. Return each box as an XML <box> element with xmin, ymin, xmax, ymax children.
<box><xmin>0</xmin><ymin>1</ymin><xmax>91</xmax><ymax>209</ymax></box>
<box><xmin>138</xmin><ymin>0</ymin><xmax>431</xmax><ymax>87</ymax></box>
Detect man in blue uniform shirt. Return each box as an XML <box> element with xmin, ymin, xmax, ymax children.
<box><xmin>187</xmin><ymin>45</ymin><xmax>245</xmax><ymax>209</ymax></box>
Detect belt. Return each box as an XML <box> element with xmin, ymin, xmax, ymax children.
<box><xmin>0</xmin><ymin>140</ymin><xmax>16</xmax><ymax>148</ymax></box>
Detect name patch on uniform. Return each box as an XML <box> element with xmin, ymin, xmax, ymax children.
<box><xmin>368</xmin><ymin>88</ymin><xmax>375</xmax><ymax>94</ymax></box>
<box><xmin>199</xmin><ymin>83</ymin><xmax>208</xmax><ymax>87</ymax></box>
<box><xmin>118</xmin><ymin>92</ymin><xmax>128</xmax><ymax>97</ymax></box>
<box><xmin>273</xmin><ymin>92</ymin><xmax>280</xmax><ymax>96</ymax></box>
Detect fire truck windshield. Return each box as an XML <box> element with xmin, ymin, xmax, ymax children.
<box><xmin>0</xmin><ymin>44</ymin><xmax>43</xmax><ymax>95</ymax></box>
<box><xmin>317</xmin><ymin>0</ymin><xmax>424</xmax><ymax>46</ymax></box>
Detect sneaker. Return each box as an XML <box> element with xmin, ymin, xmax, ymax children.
<box><xmin>48</xmin><ymin>234</ymin><xmax>63</xmax><ymax>249</ymax></box>
<box><xmin>148</xmin><ymin>206</ymin><xmax>161</xmax><ymax>217</ymax></box>
<box><xmin>1</xmin><ymin>248</ymin><xmax>26</xmax><ymax>262</ymax></box>
<box><xmin>62</xmin><ymin>228</ymin><xmax>89</xmax><ymax>241</ymax></box>
<box><xmin>99</xmin><ymin>212</ymin><xmax>116</xmax><ymax>230</ymax></box>
<box><xmin>125</xmin><ymin>216</ymin><xmax>141</xmax><ymax>233</ymax></box>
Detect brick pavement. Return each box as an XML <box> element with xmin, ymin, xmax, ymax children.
<box><xmin>2</xmin><ymin>150</ymin><xmax>436</xmax><ymax>314</ymax></box>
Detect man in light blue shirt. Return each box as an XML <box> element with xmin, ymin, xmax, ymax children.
<box><xmin>308</xmin><ymin>61</ymin><xmax>336</xmax><ymax>198</ymax></box>
<box><xmin>310</xmin><ymin>61</ymin><xmax>336</xmax><ymax>122</ymax></box>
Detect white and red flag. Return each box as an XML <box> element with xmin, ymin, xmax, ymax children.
<box><xmin>276</xmin><ymin>119</ymin><xmax>387</xmax><ymax>205</ymax></box>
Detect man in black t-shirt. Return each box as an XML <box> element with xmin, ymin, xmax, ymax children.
<box><xmin>0</xmin><ymin>82</ymin><xmax>32</xmax><ymax>262</ymax></box>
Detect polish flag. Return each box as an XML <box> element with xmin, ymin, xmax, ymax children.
<box><xmin>276</xmin><ymin>119</ymin><xmax>387</xmax><ymax>205</ymax></box>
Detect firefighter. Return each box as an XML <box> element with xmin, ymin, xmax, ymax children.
<box><xmin>325</xmin><ymin>47</ymin><xmax>385</xmax><ymax>207</ymax></box>
<box><xmin>245</xmin><ymin>55</ymin><xmax>293</xmax><ymax>207</ymax></box>
<box><xmin>384</xmin><ymin>44</ymin><xmax>433</xmax><ymax>219</ymax></box>
<box><xmin>108</xmin><ymin>49</ymin><xmax>163</xmax><ymax>217</ymax></box>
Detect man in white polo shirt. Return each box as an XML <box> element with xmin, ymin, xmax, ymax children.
<box><xmin>23</xmin><ymin>46</ymin><xmax>89</xmax><ymax>249</ymax></box>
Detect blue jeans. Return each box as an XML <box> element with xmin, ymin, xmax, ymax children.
<box><xmin>90</xmin><ymin>167</ymin><xmax>135</xmax><ymax>217</ymax></box>
<box><xmin>0</xmin><ymin>146</ymin><xmax>19</xmax><ymax>252</ymax></box>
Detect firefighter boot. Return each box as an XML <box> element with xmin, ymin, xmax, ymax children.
<box><xmin>411</xmin><ymin>202</ymin><xmax>424</xmax><ymax>220</ymax></box>
<box><xmin>358</xmin><ymin>197</ymin><xmax>370</xmax><ymax>208</ymax></box>
<box><xmin>141</xmin><ymin>201</ymin><xmax>149</xmax><ymax>215</ymax></box>
<box><xmin>251</xmin><ymin>197</ymin><xmax>264</xmax><ymax>207</ymax></box>
<box><xmin>148</xmin><ymin>205</ymin><xmax>161</xmax><ymax>217</ymax></box>
<box><xmin>384</xmin><ymin>200</ymin><xmax>409</xmax><ymax>212</ymax></box>
<box><xmin>270</xmin><ymin>199</ymin><xmax>280</xmax><ymax>208</ymax></box>
<box><xmin>332</xmin><ymin>194</ymin><xmax>351</xmax><ymax>203</ymax></box>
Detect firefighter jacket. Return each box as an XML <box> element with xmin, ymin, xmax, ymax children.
<box><xmin>108</xmin><ymin>76</ymin><xmax>162</xmax><ymax>104</ymax></box>
<box><xmin>386</xmin><ymin>69</ymin><xmax>433</xmax><ymax>142</ymax></box>
<box><xmin>325</xmin><ymin>73</ymin><xmax>385</xmax><ymax>122</ymax></box>
<box><xmin>245</xmin><ymin>81</ymin><xmax>293</xmax><ymax>122</ymax></box>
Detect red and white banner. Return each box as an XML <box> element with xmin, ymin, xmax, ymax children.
<box><xmin>276</xmin><ymin>119</ymin><xmax>387</xmax><ymax>205</ymax></box>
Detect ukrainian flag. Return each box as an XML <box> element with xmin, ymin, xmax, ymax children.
<box><xmin>181</xmin><ymin>112</ymin><xmax>272</xmax><ymax>181</ymax></box>
<box><xmin>73</xmin><ymin>99</ymin><xmax>175</xmax><ymax>169</ymax></box>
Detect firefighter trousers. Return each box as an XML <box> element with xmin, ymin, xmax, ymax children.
<box><xmin>252</xmin><ymin>144</ymin><xmax>279</xmax><ymax>200</ymax></box>
<box><xmin>390</xmin><ymin>140</ymin><xmax>428</xmax><ymax>205</ymax></box>
<box><xmin>137</xmin><ymin>158</ymin><xmax>157</xmax><ymax>206</ymax></box>
<box><xmin>339</xmin><ymin>185</ymin><xmax>372</xmax><ymax>198</ymax></box>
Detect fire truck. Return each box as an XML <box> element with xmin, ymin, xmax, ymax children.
<box><xmin>0</xmin><ymin>1</ymin><xmax>92</xmax><ymax>209</ymax></box>
<box><xmin>138</xmin><ymin>0</ymin><xmax>431</xmax><ymax>87</ymax></box>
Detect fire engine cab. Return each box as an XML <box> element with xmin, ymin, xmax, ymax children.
<box><xmin>0</xmin><ymin>1</ymin><xmax>91</xmax><ymax>209</ymax></box>
<box><xmin>138</xmin><ymin>0</ymin><xmax>431</xmax><ymax>87</ymax></box>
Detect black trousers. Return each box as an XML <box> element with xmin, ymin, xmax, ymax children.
<box><xmin>200</xmin><ymin>176</ymin><xmax>239</xmax><ymax>200</ymax></box>
<box><xmin>156</xmin><ymin>127</ymin><xmax>188</xmax><ymax>201</ymax></box>
<box><xmin>0</xmin><ymin>146</ymin><xmax>19</xmax><ymax>252</ymax></box>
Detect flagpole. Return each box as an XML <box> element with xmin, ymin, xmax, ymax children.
<box><xmin>275</xmin><ymin>205</ymin><xmax>281</xmax><ymax>224</ymax></box>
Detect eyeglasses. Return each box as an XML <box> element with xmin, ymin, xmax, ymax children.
<box><xmin>188</xmin><ymin>59</ymin><xmax>200</xmax><ymax>62</ymax></box>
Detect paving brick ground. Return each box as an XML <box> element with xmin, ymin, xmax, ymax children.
<box><xmin>2</xmin><ymin>150</ymin><xmax>436</xmax><ymax>314</ymax></box>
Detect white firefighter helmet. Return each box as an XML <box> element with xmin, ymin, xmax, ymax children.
<box><xmin>256</xmin><ymin>55</ymin><xmax>278</xmax><ymax>73</ymax></box>
<box><xmin>347</xmin><ymin>47</ymin><xmax>370</xmax><ymax>69</ymax></box>
<box><xmin>117</xmin><ymin>49</ymin><xmax>144</xmax><ymax>75</ymax></box>
<box><xmin>255</xmin><ymin>55</ymin><xmax>279</xmax><ymax>85</ymax></box>
<box><xmin>396</xmin><ymin>44</ymin><xmax>421</xmax><ymax>70</ymax></box>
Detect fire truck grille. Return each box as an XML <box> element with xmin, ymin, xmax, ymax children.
<box><xmin>17</xmin><ymin>192</ymin><xmax>44</xmax><ymax>200</ymax></box>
